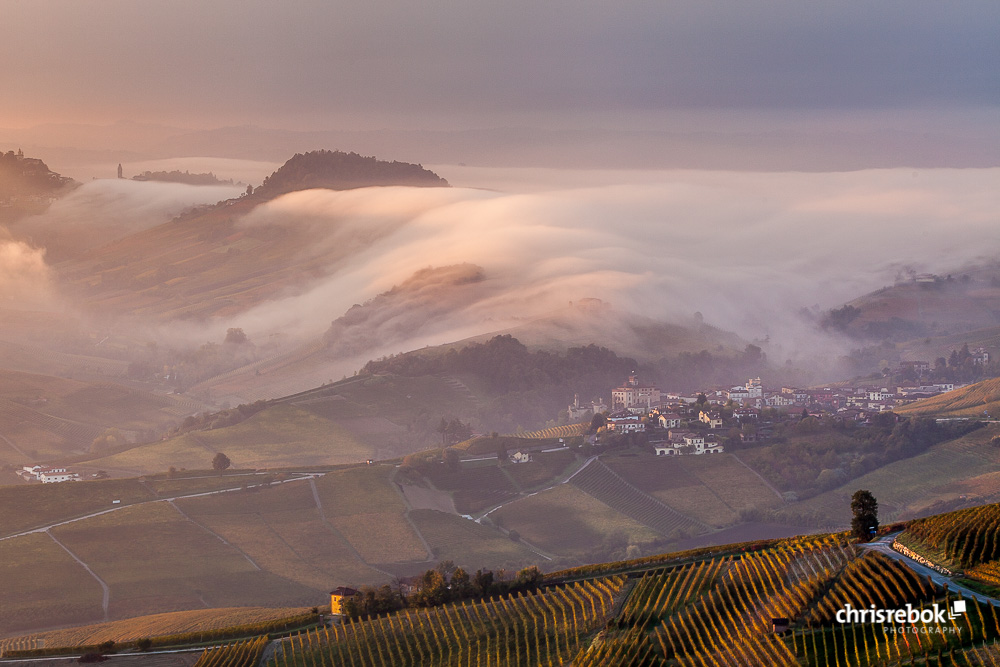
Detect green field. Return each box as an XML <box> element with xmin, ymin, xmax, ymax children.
<box><xmin>82</xmin><ymin>403</ymin><xmax>373</xmax><ymax>474</ymax></box>
<box><xmin>491</xmin><ymin>483</ymin><xmax>663</xmax><ymax>559</ymax></box>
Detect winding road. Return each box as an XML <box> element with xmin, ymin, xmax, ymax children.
<box><xmin>861</xmin><ymin>532</ymin><xmax>1000</xmax><ymax>607</ymax></box>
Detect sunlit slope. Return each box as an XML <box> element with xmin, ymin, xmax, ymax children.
<box><xmin>1</xmin><ymin>606</ymin><xmax>313</xmax><ymax>650</ymax></box>
<box><xmin>80</xmin><ymin>374</ymin><xmax>475</xmax><ymax>474</ymax></box>
<box><xmin>0</xmin><ymin>369</ymin><xmax>198</xmax><ymax>465</ymax></box>
<box><xmin>82</xmin><ymin>403</ymin><xmax>374</xmax><ymax>474</ymax></box>
<box><xmin>896</xmin><ymin>377</ymin><xmax>1000</xmax><ymax>417</ymax></box>
<box><xmin>784</xmin><ymin>424</ymin><xmax>1000</xmax><ymax>524</ymax></box>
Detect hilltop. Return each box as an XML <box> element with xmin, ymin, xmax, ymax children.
<box><xmin>251</xmin><ymin>150</ymin><xmax>448</xmax><ymax>199</ymax></box>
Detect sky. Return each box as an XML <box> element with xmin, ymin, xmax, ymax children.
<box><xmin>2</xmin><ymin>0</ymin><xmax>999</xmax><ymax>136</ymax></box>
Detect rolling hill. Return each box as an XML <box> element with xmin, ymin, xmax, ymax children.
<box><xmin>54</xmin><ymin>151</ymin><xmax>449</xmax><ymax>323</ymax></box>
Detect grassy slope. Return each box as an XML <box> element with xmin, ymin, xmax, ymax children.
<box><xmin>0</xmin><ymin>533</ymin><xmax>105</xmax><ymax>635</ymax></box>
<box><xmin>491</xmin><ymin>484</ymin><xmax>662</xmax><ymax>559</ymax></box>
<box><xmin>83</xmin><ymin>403</ymin><xmax>373</xmax><ymax>474</ymax></box>
<box><xmin>0</xmin><ymin>369</ymin><xmax>192</xmax><ymax>464</ymax></box>
<box><xmin>408</xmin><ymin>509</ymin><xmax>537</xmax><ymax>571</ymax></box>
<box><xmin>601</xmin><ymin>451</ymin><xmax>781</xmax><ymax>528</ymax></box>
<box><xmin>49</xmin><ymin>502</ymin><xmax>312</xmax><ymax>620</ymax></box>
<box><xmin>313</xmin><ymin>465</ymin><xmax>429</xmax><ymax>564</ymax></box>
<box><xmin>176</xmin><ymin>479</ymin><xmax>385</xmax><ymax>592</ymax></box>
<box><xmin>786</xmin><ymin>424</ymin><xmax>1000</xmax><ymax>524</ymax></box>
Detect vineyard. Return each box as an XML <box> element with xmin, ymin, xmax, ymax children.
<box><xmin>569</xmin><ymin>460</ymin><xmax>706</xmax><ymax>537</ymax></box>
<box><xmin>904</xmin><ymin>502</ymin><xmax>1000</xmax><ymax>568</ymax></box>
<box><xmin>194</xmin><ymin>636</ymin><xmax>269</xmax><ymax>667</ymax></box>
<box><xmin>0</xmin><ymin>607</ymin><xmax>316</xmax><ymax>654</ymax></box>
<box><xmin>511</xmin><ymin>423</ymin><xmax>588</xmax><ymax>439</ymax></box>
<box><xmin>266</xmin><ymin>576</ymin><xmax>626</xmax><ymax>666</ymax></box>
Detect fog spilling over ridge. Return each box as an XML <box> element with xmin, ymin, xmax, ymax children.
<box><xmin>222</xmin><ymin>167</ymin><xmax>1000</xmax><ymax>362</ymax></box>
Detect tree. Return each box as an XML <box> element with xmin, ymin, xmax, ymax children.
<box><xmin>212</xmin><ymin>452</ymin><xmax>231</xmax><ymax>472</ymax></box>
<box><xmin>851</xmin><ymin>489</ymin><xmax>878</xmax><ymax>541</ymax></box>
<box><xmin>224</xmin><ymin>327</ymin><xmax>248</xmax><ymax>345</ymax></box>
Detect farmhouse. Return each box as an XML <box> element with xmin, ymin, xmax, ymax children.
<box><xmin>509</xmin><ymin>451</ymin><xmax>532</xmax><ymax>464</ymax></box>
<box><xmin>330</xmin><ymin>586</ymin><xmax>359</xmax><ymax>615</ymax></box>
<box><xmin>19</xmin><ymin>465</ymin><xmax>78</xmax><ymax>482</ymax></box>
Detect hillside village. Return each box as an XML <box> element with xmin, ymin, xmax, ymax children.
<box><xmin>568</xmin><ymin>369</ymin><xmax>969</xmax><ymax>458</ymax></box>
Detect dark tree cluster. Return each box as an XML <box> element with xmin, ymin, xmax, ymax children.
<box><xmin>366</xmin><ymin>335</ymin><xmax>641</xmax><ymax>431</ymax></box>
<box><xmin>743</xmin><ymin>416</ymin><xmax>980</xmax><ymax>499</ymax></box>
<box><xmin>170</xmin><ymin>400</ymin><xmax>269</xmax><ymax>436</ymax></box>
<box><xmin>651</xmin><ymin>344</ymin><xmax>770</xmax><ymax>393</ymax></box>
<box><xmin>341</xmin><ymin>562</ymin><xmax>542</xmax><ymax>620</ymax></box>
<box><xmin>437</xmin><ymin>418</ymin><xmax>473</xmax><ymax>446</ymax></box>
<box><xmin>131</xmin><ymin>170</ymin><xmax>235</xmax><ymax>186</ymax></box>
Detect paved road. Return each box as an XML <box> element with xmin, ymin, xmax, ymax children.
<box><xmin>861</xmin><ymin>532</ymin><xmax>1000</xmax><ymax>607</ymax></box>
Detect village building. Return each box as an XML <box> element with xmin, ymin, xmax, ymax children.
<box><xmin>657</xmin><ymin>412</ymin><xmax>683</xmax><ymax>429</ymax></box>
<box><xmin>654</xmin><ymin>431</ymin><xmax>724</xmax><ymax>456</ymax></box>
<box><xmin>698</xmin><ymin>410</ymin><xmax>723</xmax><ymax>429</ymax></box>
<box><xmin>509</xmin><ymin>451</ymin><xmax>532</xmax><ymax>464</ymax></box>
<box><xmin>330</xmin><ymin>587</ymin><xmax>359</xmax><ymax>615</ymax></box>
<box><xmin>611</xmin><ymin>374</ymin><xmax>660</xmax><ymax>410</ymax></box>
<box><xmin>606</xmin><ymin>410</ymin><xmax>645</xmax><ymax>433</ymax></box>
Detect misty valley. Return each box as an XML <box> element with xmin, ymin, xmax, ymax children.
<box><xmin>2</xmin><ymin>148</ymin><xmax>1000</xmax><ymax>666</ymax></box>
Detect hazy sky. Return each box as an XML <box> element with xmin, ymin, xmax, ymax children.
<box><xmin>3</xmin><ymin>1</ymin><xmax>998</xmax><ymax>132</ymax></box>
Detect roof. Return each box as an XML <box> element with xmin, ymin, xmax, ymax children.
<box><xmin>330</xmin><ymin>586</ymin><xmax>359</xmax><ymax>596</ymax></box>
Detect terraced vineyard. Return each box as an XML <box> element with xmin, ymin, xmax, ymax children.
<box><xmin>904</xmin><ymin>502</ymin><xmax>1000</xmax><ymax>568</ymax></box>
<box><xmin>267</xmin><ymin>576</ymin><xmax>627</xmax><ymax>667</ymax></box>
<box><xmin>569</xmin><ymin>460</ymin><xmax>706</xmax><ymax>537</ymax></box>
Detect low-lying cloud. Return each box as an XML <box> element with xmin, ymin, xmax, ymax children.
<box><xmin>0</xmin><ymin>236</ymin><xmax>52</xmax><ymax>306</ymax></box>
<box><xmin>223</xmin><ymin>168</ymin><xmax>1000</xmax><ymax>365</ymax></box>
<box><xmin>14</xmin><ymin>178</ymin><xmax>244</xmax><ymax>260</ymax></box>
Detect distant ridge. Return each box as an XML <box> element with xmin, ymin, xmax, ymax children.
<box><xmin>252</xmin><ymin>149</ymin><xmax>448</xmax><ymax>199</ymax></box>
